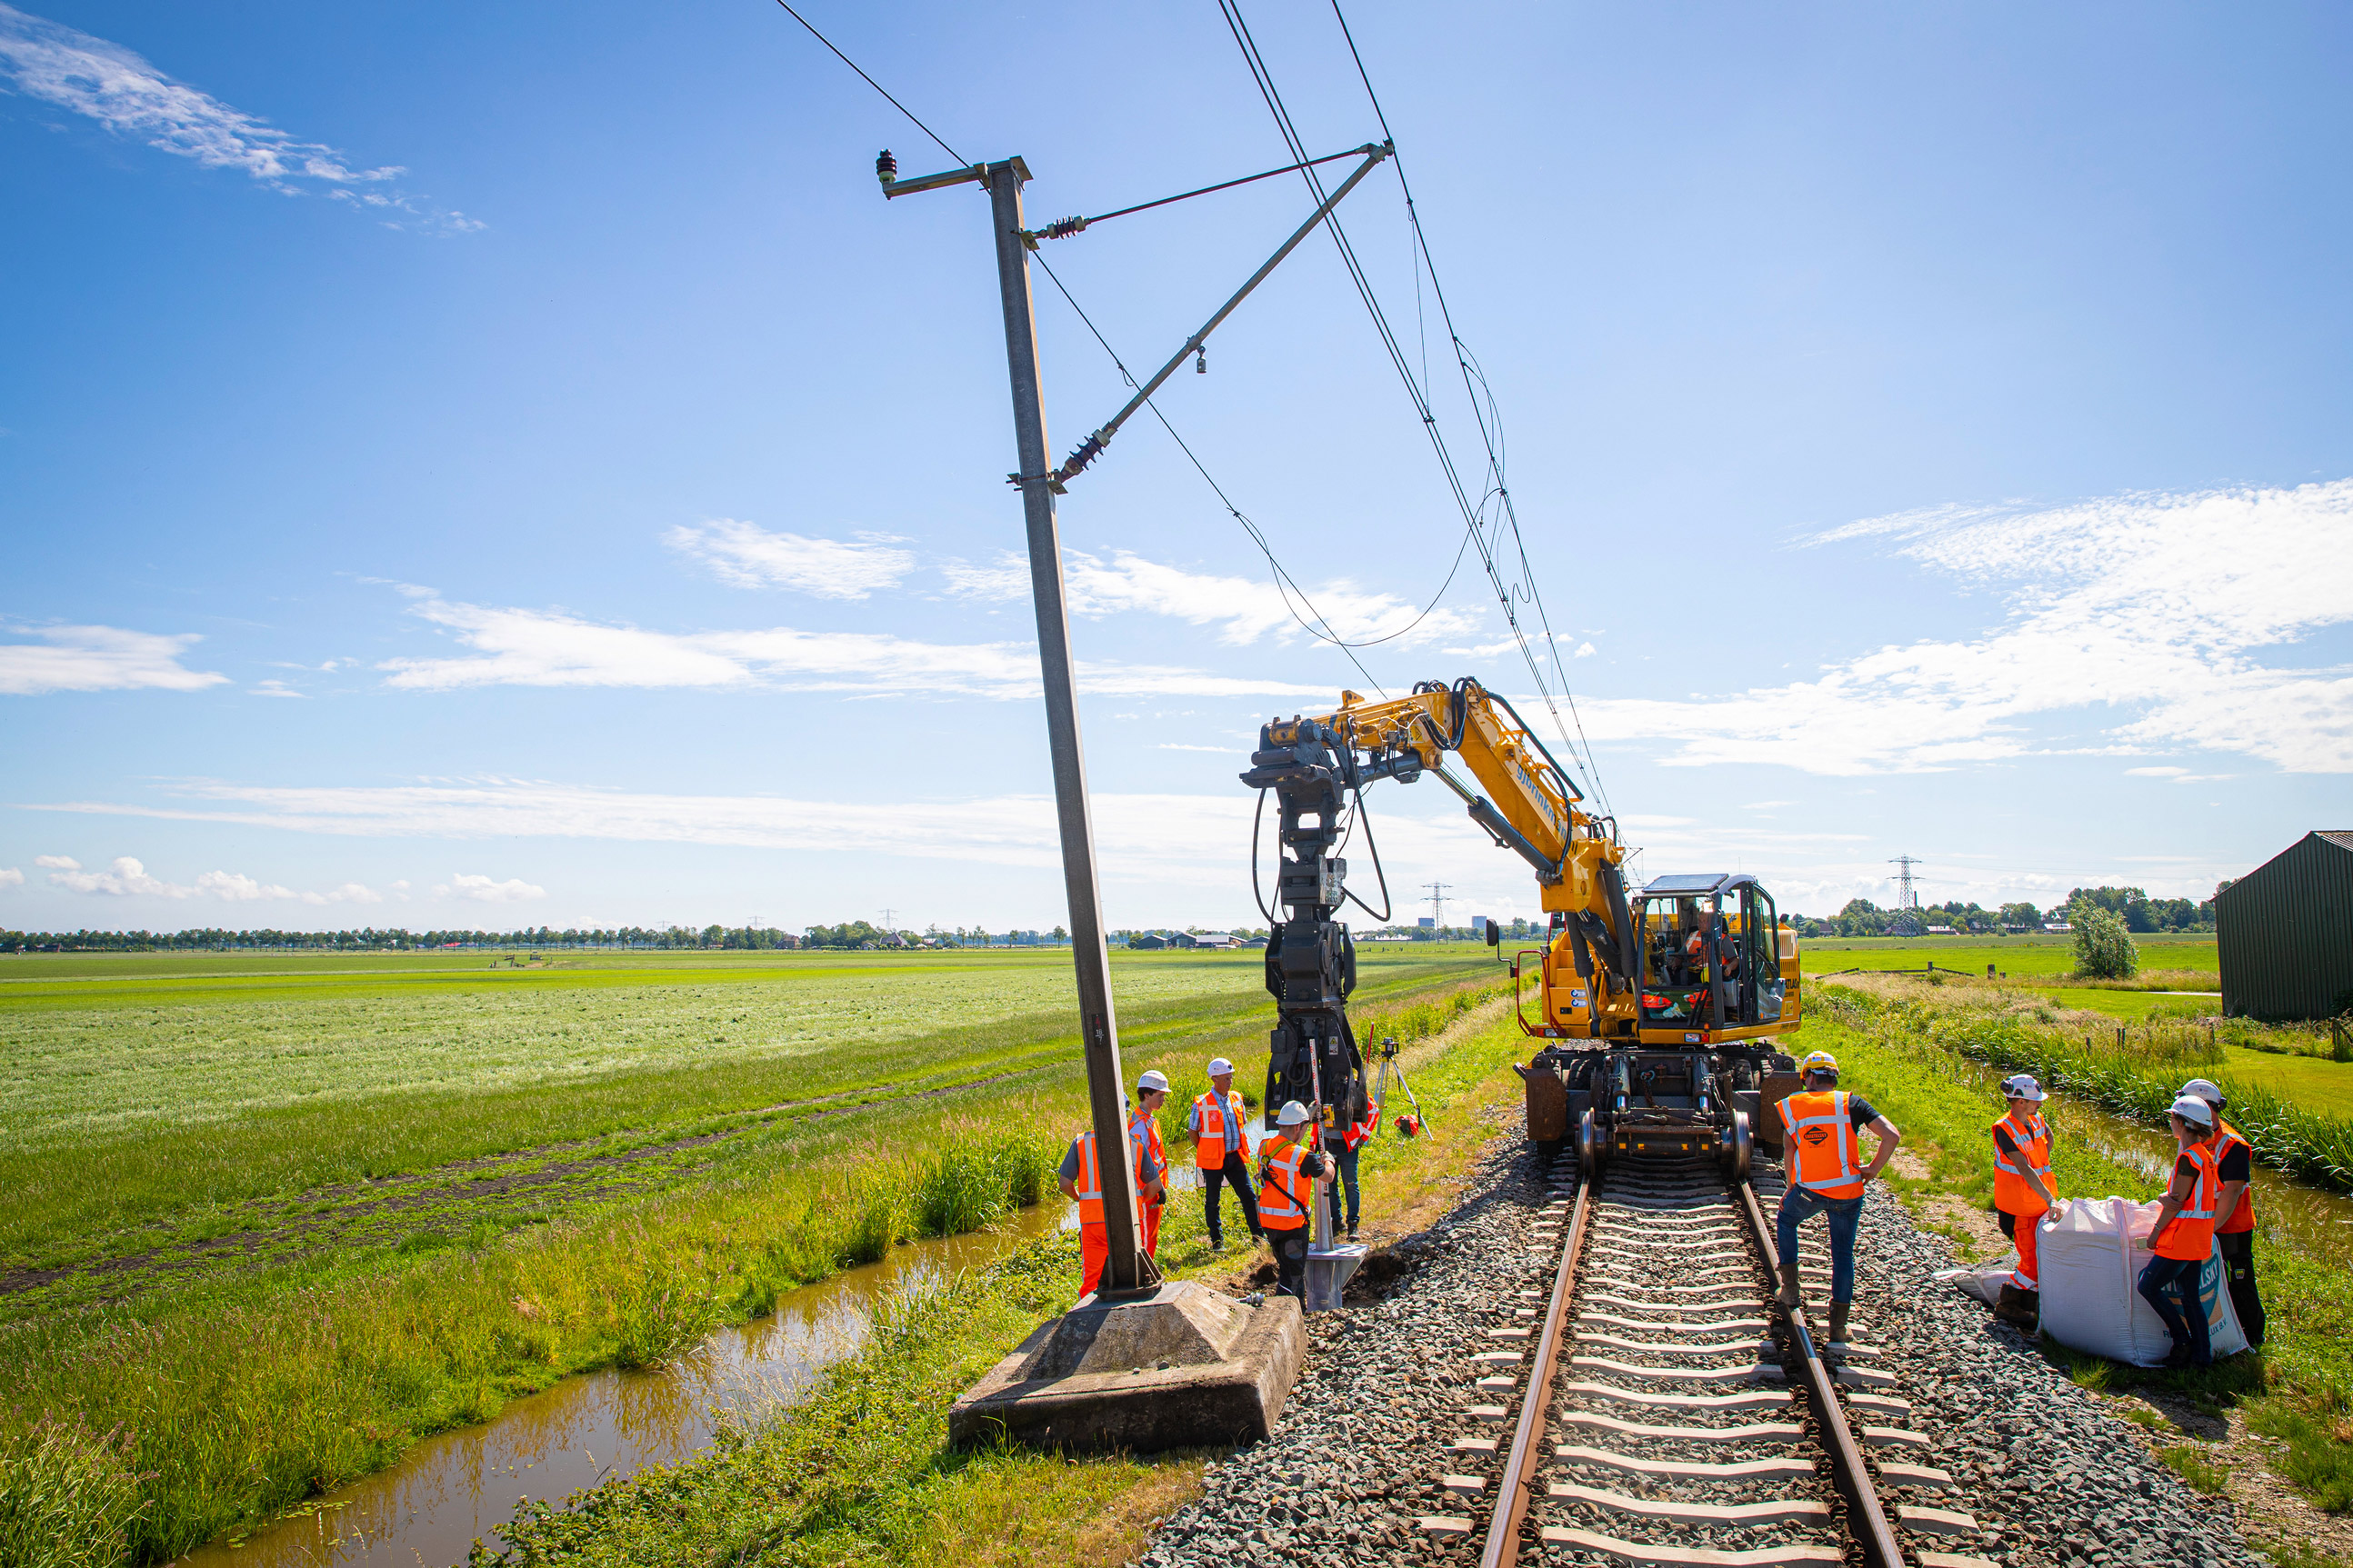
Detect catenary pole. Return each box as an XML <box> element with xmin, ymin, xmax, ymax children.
<box><xmin>978</xmin><ymin>157</ymin><xmax>1150</xmax><ymax>1295</ymax></box>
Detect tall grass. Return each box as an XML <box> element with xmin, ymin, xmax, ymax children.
<box><xmin>1822</xmin><ymin>980</ymin><xmax>2353</xmax><ymax>1193</ymax></box>
<box><xmin>0</xmin><ymin>1120</ymin><xmax>1063</xmax><ymax>1564</ymax></box>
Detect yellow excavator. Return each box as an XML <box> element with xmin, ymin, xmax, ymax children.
<box><xmin>1240</xmin><ymin>676</ymin><xmax>1805</xmax><ymax>1177</ymax></box>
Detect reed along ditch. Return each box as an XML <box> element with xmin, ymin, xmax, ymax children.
<box><xmin>168</xmin><ymin>1203</ymin><xmax>1070</xmax><ymax>1568</ymax></box>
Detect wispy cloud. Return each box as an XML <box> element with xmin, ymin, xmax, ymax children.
<box><xmin>439</xmin><ymin>872</ymin><xmax>544</xmax><ymax>904</ymax></box>
<box><xmin>1572</xmin><ymin>478</ymin><xmax>2353</xmax><ymax>775</ymax></box>
<box><xmin>0</xmin><ymin>624</ymin><xmax>228</xmax><ymax>695</ymax></box>
<box><xmin>665</xmin><ymin>521</ymin><xmax>916</xmax><ymax>600</ymax></box>
<box><xmin>375</xmin><ymin>596</ymin><xmax>1334</xmax><ymax>701</ymax></box>
<box><xmin>0</xmin><ymin>3</ymin><xmax>479</xmax><ymax>233</ymax></box>
<box><xmin>0</xmin><ymin>867</ymin><xmax>22</xmax><ymax>889</ymax></box>
<box><xmin>946</xmin><ymin>548</ymin><xmax>1483</xmax><ymax>649</ymax></box>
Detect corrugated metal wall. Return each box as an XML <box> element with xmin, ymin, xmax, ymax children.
<box><xmin>2218</xmin><ymin>832</ymin><xmax>2353</xmax><ymax>1020</ymax></box>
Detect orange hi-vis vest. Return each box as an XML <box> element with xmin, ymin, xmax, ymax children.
<box><xmin>1778</xmin><ymin>1090</ymin><xmax>1866</xmax><ymax>1200</ymax></box>
<box><xmin>1342</xmin><ymin>1106</ymin><xmax>1377</xmax><ymax>1150</ymax></box>
<box><xmin>1992</xmin><ymin>1110</ymin><xmax>2056</xmax><ymax>1215</ymax></box>
<box><xmin>2215</xmin><ymin>1116</ymin><xmax>2256</xmax><ymax>1235</ymax></box>
<box><xmin>1068</xmin><ymin>1129</ymin><xmax>1148</xmax><ymax>1229</ymax></box>
<box><xmin>1129</xmin><ymin>1107</ymin><xmax>1166</xmax><ymax>1193</ymax></box>
<box><xmin>1193</xmin><ymin>1090</ymin><xmax>1244</xmax><ymax>1169</ymax></box>
<box><xmin>1257</xmin><ymin>1139</ymin><xmax>1313</xmax><ymax>1230</ymax></box>
<box><xmin>2151</xmin><ymin>1140</ymin><xmax>2222</xmax><ymax>1261</ymax></box>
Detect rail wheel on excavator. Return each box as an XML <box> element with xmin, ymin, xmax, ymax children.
<box><xmin>1239</xmin><ymin>678</ymin><xmax>1803</xmax><ymax>1177</ymax></box>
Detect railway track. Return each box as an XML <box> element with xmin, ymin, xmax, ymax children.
<box><xmin>1424</xmin><ymin>1154</ymin><xmax>1988</xmax><ymax>1568</ymax></box>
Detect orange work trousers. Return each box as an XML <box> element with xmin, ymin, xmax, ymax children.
<box><xmin>1078</xmin><ymin>1204</ymin><xmax>1163</xmax><ymax>1301</ymax></box>
<box><xmin>2000</xmin><ymin>1206</ymin><xmax>2046</xmax><ymax>1290</ymax></box>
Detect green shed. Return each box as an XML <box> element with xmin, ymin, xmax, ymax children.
<box><xmin>2217</xmin><ymin>831</ymin><xmax>2353</xmax><ymax>1021</ymax></box>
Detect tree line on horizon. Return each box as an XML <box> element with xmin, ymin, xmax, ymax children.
<box><xmin>1786</xmin><ymin>883</ymin><xmax>2221</xmax><ymax>939</ymax></box>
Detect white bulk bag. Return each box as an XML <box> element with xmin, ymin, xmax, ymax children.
<box><xmin>2037</xmin><ymin>1196</ymin><xmax>2248</xmax><ymax>1366</ymax></box>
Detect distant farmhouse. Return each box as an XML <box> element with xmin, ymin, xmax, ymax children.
<box><xmin>2218</xmin><ymin>831</ymin><xmax>2353</xmax><ymax>1021</ymax></box>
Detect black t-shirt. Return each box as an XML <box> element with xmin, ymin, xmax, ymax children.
<box><xmin>2218</xmin><ymin>1142</ymin><xmax>2251</xmax><ymax>1183</ymax></box>
<box><xmin>1846</xmin><ymin>1096</ymin><xmax>1880</xmax><ymax>1132</ymax></box>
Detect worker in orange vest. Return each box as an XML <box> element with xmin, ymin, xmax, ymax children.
<box><xmin>1990</xmin><ymin>1074</ymin><xmax>2059</xmax><ymax>1326</ymax></box>
<box><xmin>2179</xmin><ymin>1077</ymin><xmax>2263</xmax><ymax>1346</ymax></box>
<box><xmin>1773</xmin><ymin>1049</ymin><xmax>1902</xmax><ymax>1349</ymax></box>
<box><xmin>1257</xmin><ymin>1100</ymin><xmax>1328</xmax><ymax>1302</ymax></box>
<box><xmin>1056</xmin><ymin>1095</ymin><xmax>1157</xmax><ymax>1301</ymax></box>
<box><xmin>1325</xmin><ymin>1095</ymin><xmax>1377</xmax><ymax>1243</ymax></box>
<box><xmin>1130</xmin><ymin>1069</ymin><xmax>1172</xmax><ymax>1260</ymax></box>
<box><xmin>2137</xmin><ymin>1094</ymin><xmax>2225</xmax><ymax>1368</ymax></box>
<box><xmin>1188</xmin><ymin>1056</ymin><xmax>1262</xmax><ymax>1252</ymax></box>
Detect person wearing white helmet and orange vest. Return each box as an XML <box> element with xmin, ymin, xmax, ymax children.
<box><xmin>1326</xmin><ymin>1095</ymin><xmax>1377</xmax><ymax>1243</ymax></box>
<box><xmin>1990</xmin><ymin>1074</ymin><xmax>2059</xmax><ymax>1326</ymax></box>
<box><xmin>1188</xmin><ymin>1056</ymin><xmax>1263</xmax><ymax>1252</ymax></box>
<box><xmin>1258</xmin><ymin>1100</ymin><xmax>1329</xmax><ymax>1302</ymax></box>
<box><xmin>2137</xmin><ymin>1094</ymin><xmax>2226</xmax><ymax>1368</ymax></box>
<box><xmin>1056</xmin><ymin>1093</ymin><xmax>1157</xmax><ymax>1301</ymax></box>
<box><xmin>2178</xmin><ymin>1077</ymin><xmax>2263</xmax><ymax>1346</ymax></box>
<box><xmin>1773</xmin><ymin>1049</ymin><xmax>1902</xmax><ymax>1349</ymax></box>
<box><xmin>1130</xmin><ymin>1069</ymin><xmax>1172</xmax><ymax>1261</ymax></box>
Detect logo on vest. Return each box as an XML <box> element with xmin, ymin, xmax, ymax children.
<box><xmin>1802</xmin><ymin>1127</ymin><xmax>1830</xmax><ymax>1146</ymax></box>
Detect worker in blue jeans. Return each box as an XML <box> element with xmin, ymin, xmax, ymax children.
<box><xmin>1774</xmin><ymin>1050</ymin><xmax>1903</xmax><ymax>1350</ymax></box>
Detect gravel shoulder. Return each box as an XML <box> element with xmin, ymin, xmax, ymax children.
<box><xmin>1138</xmin><ymin>1114</ymin><xmax>2278</xmax><ymax>1568</ymax></box>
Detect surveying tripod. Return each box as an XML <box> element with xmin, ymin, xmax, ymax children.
<box><xmin>1368</xmin><ymin>1035</ymin><xmax>1429</xmax><ymax>1135</ymax></box>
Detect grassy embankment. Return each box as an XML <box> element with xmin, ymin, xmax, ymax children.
<box><xmin>1802</xmin><ymin>974</ymin><xmax>2353</xmax><ymax>1530</ymax></box>
<box><xmin>467</xmin><ymin>1000</ymin><xmax>1539</xmax><ymax>1568</ymax></box>
<box><xmin>0</xmin><ymin>946</ymin><xmax>1504</xmax><ymax>1565</ymax></box>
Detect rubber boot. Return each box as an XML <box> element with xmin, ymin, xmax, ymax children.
<box><xmin>1775</xmin><ymin>1263</ymin><xmax>1802</xmax><ymax>1310</ymax></box>
<box><xmin>1826</xmin><ymin>1301</ymin><xmax>1852</xmax><ymax>1352</ymax></box>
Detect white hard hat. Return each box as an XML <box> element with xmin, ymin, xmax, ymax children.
<box><xmin>2169</xmin><ymin>1094</ymin><xmax>2216</xmax><ymax>1127</ymax></box>
<box><xmin>1277</xmin><ymin>1100</ymin><xmax>1312</xmax><ymax>1126</ymax></box>
<box><xmin>1207</xmin><ymin>1057</ymin><xmax>1236</xmax><ymax>1077</ymax></box>
<box><xmin>2000</xmin><ymin>1074</ymin><xmax>2046</xmax><ymax>1102</ymax></box>
<box><xmin>1136</xmin><ymin>1069</ymin><xmax>1170</xmax><ymax>1094</ymax></box>
<box><xmin>2178</xmin><ymin>1078</ymin><xmax>2225</xmax><ymax>1107</ymax></box>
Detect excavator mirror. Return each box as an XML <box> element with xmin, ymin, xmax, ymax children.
<box><xmin>1485</xmin><ymin>920</ymin><xmax>1501</xmax><ymax>949</ymax></box>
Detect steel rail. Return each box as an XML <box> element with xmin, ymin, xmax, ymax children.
<box><xmin>1734</xmin><ymin>1178</ymin><xmax>1906</xmax><ymax>1568</ymax></box>
<box><xmin>1477</xmin><ymin>1169</ymin><xmax>1590</xmax><ymax>1568</ymax></box>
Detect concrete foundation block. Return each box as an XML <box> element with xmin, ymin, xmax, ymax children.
<box><xmin>947</xmin><ymin>1282</ymin><xmax>1304</xmax><ymax>1453</ymax></box>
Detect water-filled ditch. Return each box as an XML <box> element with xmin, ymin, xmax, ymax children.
<box><xmin>169</xmin><ymin>1201</ymin><xmax>1071</xmax><ymax>1568</ymax></box>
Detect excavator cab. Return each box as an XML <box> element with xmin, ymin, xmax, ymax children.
<box><xmin>1632</xmin><ymin>873</ymin><xmax>1796</xmax><ymax>1045</ymax></box>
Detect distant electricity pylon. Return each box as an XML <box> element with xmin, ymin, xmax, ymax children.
<box><xmin>1425</xmin><ymin>880</ymin><xmax>1451</xmax><ymax>929</ymax></box>
<box><xmin>1888</xmin><ymin>857</ymin><xmax>1923</xmax><ymax>936</ymax></box>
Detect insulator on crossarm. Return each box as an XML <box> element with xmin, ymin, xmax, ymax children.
<box><xmin>1196</xmin><ymin>346</ymin><xmax>1207</xmax><ymax>375</ymax></box>
<box><xmin>1042</xmin><ymin>215</ymin><xmax>1087</xmax><ymax>240</ymax></box>
<box><xmin>876</xmin><ymin>149</ymin><xmax>897</xmax><ymax>186</ymax></box>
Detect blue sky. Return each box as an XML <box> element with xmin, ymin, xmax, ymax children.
<box><xmin>3</xmin><ymin>0</ymin><xmax>2348</xmax><ymax>935</ymax></box>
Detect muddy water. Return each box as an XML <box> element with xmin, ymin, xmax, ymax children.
<box><xmin>2048</xmin><ymin>1087</ymin><xmax>2353</xmax><ymax>1256</ymax></box>
<box><xmin>172</xmin><ymin>1203</ymin><xmax>1069</xmax><ymax>1568</ymax></box>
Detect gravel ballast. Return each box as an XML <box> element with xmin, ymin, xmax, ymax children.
<box><xmin>1137</xmin><ymin>1118</ymin><xmax>2265</xmax><ymax>1568</ymax></box>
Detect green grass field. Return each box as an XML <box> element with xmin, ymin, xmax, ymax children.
<box><xmin>2222</xmin><ymin>1044</ymin><xmax>2353</xmax><ymax>1117</ymax></box>
<box><xmin>0</xmin><ymin>944</ymin><xmax>1501</xmax><ymax>1565</ymax></box>
<box><xmin>1801</xmin><ymin>933</ymin><xmax>2218</xmax><ymax>982</ymax></box>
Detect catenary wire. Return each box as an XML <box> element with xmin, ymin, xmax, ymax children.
<box><xmin>1218</xmin><ymin>0</ymin><xmax>1617</xmax><ymax>819</ymax></box>
<box><xmin>1326</xmin><ymin>0</ymin><xmax>1617</xmax><ymax>822</ymax></box>
<box><xmin>771</xmin><ymin>2</ymin><xmax>966</xmax><ymax>166</ymax></box>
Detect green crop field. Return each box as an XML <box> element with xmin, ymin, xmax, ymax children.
<box><xmin>0</xmin><ymin>943</ymin><xmax>1504</xmax><ymax>1565</ymax></box>
<box><xmin>1802</xmin><ymin>934</ymin><xmax>2218</xmax><ymax>982</ymax></box>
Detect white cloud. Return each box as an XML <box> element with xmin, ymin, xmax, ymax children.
<box><xmin>2125</xmin><ymin>766</ymin><xmax>2188</xmax><ymax>777</ymax></box>
<box><xmin>948</xmin><ymin>549</ymin><xmax>1483</xmax><ymax>649</ymax></box>
<box><xmin>665</xmin><ymin>521</ymin><xmax>916</xmax><ymax>600</ymax></box>
<box><xmin>375</xmin><ymin>596</ymin><xmax>1332</xmax><ymax>701</ymax></box>
<box><xmin>0</xmin><ymin>4</ymin><xmax>479</xmax><ymax>232</ymax></box>
<box><xmin>0</xmin><ymin>624</ymin><xmax>227</xmax><ymax>695</ymax></box>
<box><xmin>440</xmin><ymin>873</ymin><xmax>546</xmax><ymax>904</ymax></box>
<box><xmin>0</xmin><ymin>867</ymin><xmax>21</xmax><ymax>888</ymax></box>
<box><xmin>250</xmin><ymin>679</ymin><xmax>304</xmax><ymax>699</ymax></box>
<box><xmin>36</xmin><ymin>853</ymin><xmax>380</xmax><ymax>903</ymax></box>
<box><xmin>1574</xmin><ymin>478</ymin><xmax>2353</xmax><ymax>775</ymax></box>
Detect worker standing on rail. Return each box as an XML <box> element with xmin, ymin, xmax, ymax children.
<box><xmin>1257</xmin><ymin>1100</ymin><xmax>1328</xmax><ymax>1301</ymax></box>
<box><xmin>1326</xmin><ymin>1094</ymin><xmax>1376</xmax><ymax>1243</ymax></box>
<box><xmin>1189</xmin><ymin>1056</ymin><xmax>1263</xmax><ymax>1253</ymax></box>
<box><xmin>1990</xmin><ymin>1074</ymin><xmax>2058</xmax><ymax>1327</ymax></box>
<box><xmin>1057</xmin><ymin>1095</ymin><xmax>1154</xmax><ymax>1302</ymax></box>
<box><xmin>2138</xmin><ymin>1094</ymin><xmax>2225</xmax><ymax>1368</ymax></box>
<box><xmin>1131</xmin><ymin>1069</ymin><xmax>1172</xmax><ymax>1262</ymax></box>
<box><xmin>1774</xmin><ymin>1049</ymin><xmax>1902</xmax><ymax>1348</ymax></box>
<box><xmin>2178</xmin><ymin>1077</ymin><xmax>2263</xmax><ymax>1347</ymax></box>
